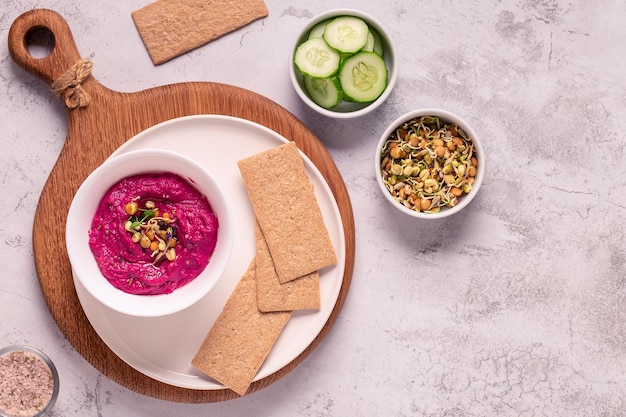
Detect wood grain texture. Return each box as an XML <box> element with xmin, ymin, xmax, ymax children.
<box><xmin>8</xmin><ymin>8</ymin><xmax>355</xmax><ymax>403</ymax></box>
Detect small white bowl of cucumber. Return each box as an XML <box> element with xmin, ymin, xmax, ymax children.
<box><xmin>290</xmin><ymin>9</ymin><xmax>397</xmax><ymax>118</ymax></box>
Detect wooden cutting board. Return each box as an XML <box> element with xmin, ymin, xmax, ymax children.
<box><xmin>8</xmin><ymin>9</ymin><xmax>355</xmax><ymax>403</ymax></box>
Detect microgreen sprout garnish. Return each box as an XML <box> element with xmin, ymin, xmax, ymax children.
<box><xmin>380</xmin><ymin>116</ymin><xmax>478</xmax><ymax>213</ymax></box>
<box><xmin>124</xmin><ymin>199</ymin><xmax>178</xmax><ymax>264</ymax></box>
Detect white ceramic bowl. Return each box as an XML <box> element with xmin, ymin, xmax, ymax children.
<box><xmin>375</xmin><ymin>109</ymin><xmax>485</xmax><ymax>219</ymax></box>
<box><xmin>289</xmin><ymin>9</ymin><xmax>397</xmax><ymax>118</ymax></box>
<box><xmin>66</xmin><ymin>149</ymin><xmax>234</xmax><ymax>317</ymax></box>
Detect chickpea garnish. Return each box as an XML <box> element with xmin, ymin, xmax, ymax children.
<box><xmin>122</xmin><ymin>199</ymin><xmax>178</xmax><ymax>264</ymax></box>
<box><xmin>125</xmin><ymin>202</ymin><xmax>138</xmax><ymax>215</ymax></box>
<box><xmin>140</xmin><ymin>235</ymin><xmax>151</xmax><ymax>249</ymax></box>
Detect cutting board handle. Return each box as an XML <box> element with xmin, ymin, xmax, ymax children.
<box><xmin>8</xmin><ymin>9</ymin><xmax>83</xmax><ymax>86</ymax></box>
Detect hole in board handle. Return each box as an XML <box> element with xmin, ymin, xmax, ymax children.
<box><xmin>25</xmin><ymin>26</ymin><xmax>55</xmax><ymax>58</ymax></box>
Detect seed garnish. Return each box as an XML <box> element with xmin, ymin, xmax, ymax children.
<box><xmin>124</xmin><ymin>198</ymin><xmax>178</xmax><ymax>264</ymax></box>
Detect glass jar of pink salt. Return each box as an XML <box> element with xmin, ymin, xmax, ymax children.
<box><xmin>0</xmin><ymin>346</ymin><xmax>59</xmax><ymax>417</ymax></box>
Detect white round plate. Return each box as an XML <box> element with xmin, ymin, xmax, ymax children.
<box><xmin>72</xmin><ymin>115</ymin><xmax>346</xmax><ymax>390</ymax></box>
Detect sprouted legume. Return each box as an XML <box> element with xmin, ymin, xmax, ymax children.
<box><xmin>123</xmin><ymin>198</ymin><xmax>178</xmax><ymax>266</ymax></box>
<box><xmin>380</xmin><ymin>115</ymin><xmax>478</xmax><ymax>213</ymax></box>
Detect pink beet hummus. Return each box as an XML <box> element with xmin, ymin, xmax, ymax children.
<box><xmin>88</xmin><ymin>172</ymin><xmax>219</xmax><ymax>295</ymax></box>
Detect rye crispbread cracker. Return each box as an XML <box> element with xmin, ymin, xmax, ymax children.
<box><xmin>132</xmin><ymin>0</ymin><xmax>269</xmax><ymax>65</ymax></box>
<box><xmin>238</xmin><ymin>142</ymin><xmax>337</xmax><ymax>283</ymax></box>
<box><xmin>254</xmin><ymin>220</ymin><xmax>320</xmax><ymax>312</ymax></box>
<box><xmin>191</xmin><ymin>260</ymin><xmax>291</xmax><ymax>396</ymax></box>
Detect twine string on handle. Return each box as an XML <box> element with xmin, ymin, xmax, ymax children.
<box><xmin>51</xmin><ymin>59</ymin><xmax>93</xmax><ymax>109</ymax></box>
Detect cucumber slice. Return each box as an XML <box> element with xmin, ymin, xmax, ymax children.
<box><xmin>338</xmin><ymin>51</ymin><xmax>388</xmax><ymax>103</ymax></box>
<box><xmin>294</xmin><ymin>37</ymin><xmax>341</xmax><ymax>78</ymax></box>
<box><xmin>370</xmin><ymin>28</ymin><xmax>384</xmax><ymax>56</ymax></box>
<box><xmin>308</xmin><ymin>20</ymin><xmax>328</xmax><ymax>39</ymax></box>
<box><xmin>360</xmin><ymin>29</ymin><xmax>385</xmax><ymax>56</ymax></box>
<box><xmin>362</xmin><ymin>31</ymin><xmax>375</xmax><ymax>52</ymax></box>
<box><xmin>323</xmin><ymin>16</ymin><xmax>369</xmax><ymax>54</ymax></box>
<box><xmin>303</xmin><ymin>76</ymin><xmax>343</xmax><ymax>109</ymax></box>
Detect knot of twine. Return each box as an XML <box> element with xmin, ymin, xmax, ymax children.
<box><xmin>51</xmin><ymin>59</ymin><xmax>93</xmax><ymax>109</ymax></box>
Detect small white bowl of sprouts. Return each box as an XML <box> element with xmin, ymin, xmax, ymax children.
<box><xmin>375</xmin><ymin>109</ymin><xmax>485</xmax><ymax>219</ymax></box>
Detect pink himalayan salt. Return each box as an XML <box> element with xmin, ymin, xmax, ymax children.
<box><xmin>0</xmin><ymin>350</ymin><xmax>54</xmax><ymax>417</ymax></box>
